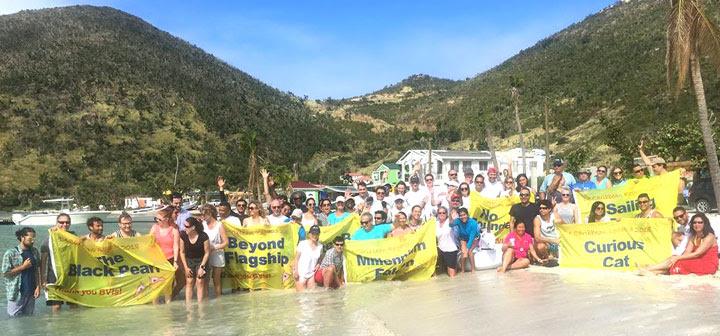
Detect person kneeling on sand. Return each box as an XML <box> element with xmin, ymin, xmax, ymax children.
<box><xmin>498</xmin><ymin>221</ymin><xmax>545</xmax><ymax>273</ymax></box>
<box><xmin>315</xmin><ymin>236</ymin><xmax>345</xmax><ymax>289</ymax></box>
<box><xmin>450</xmin><ymin>208</ymin><xmax>479</xmax><ymax>273</ymax></box>
<box><xmin>639</xmin><ymin>213</ymin><xmax>718</xmax><ymax>276</ymax></box>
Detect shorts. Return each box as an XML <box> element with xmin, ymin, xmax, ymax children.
<box><xmin>208</xmin><ymin>250</ymin><xmax>225</xmax><ymax>268</ymax></box>
<box><xmin>186</xmin><ymin>258</ymin><xmax>205</xmax><ymax>279</ymax></box>
<box><xmin>314</xmin><ymin>268</ymin><xmax>340</xmax><ymax>288</ymax></box>
<box><xmin>7</xmin><ymin>294</ymin><xmax>35</xmax><ymax>317</ymax></box>
<box><xmin>548</xmin><ymin>243</ymin><xmax>559</xmax><ymax>256</ymax></box>
<box><xmin>440</xmin><ymin>250</ymin><xmax>458</xmax><ymax>269</ymax></box>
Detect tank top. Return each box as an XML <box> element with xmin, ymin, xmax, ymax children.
<box><xmin>594</xmin><ymin>177</ymin><xmax>610</xmax><ymax>190</ymax></box>
<box><xmin>203</xmin><ymin>220</ymin><xmax>223</xmax><ymax>249</ymax></box>
<box><xmin>153</xmin><ymin>224</ymin><xmax>175</xmax><ymax>259</ymax></box>
<box><xmin>537</xmin><ymin>214</ymin><xmax>559</xmax><ymax>239</ymax></box>
<box><xmin>556</xmin><ymin>203</ymin><xmax>576</xmax><ymax>224</ymax></box>
<box><xmin>636</xmin><ymin>209</ymin><xmax>657</xmax><ymax>219</ymax></box>
<box><xmin>180</xmin><ymin>231</ymin><xmax>209</xmax><ymax>259</ymax></box>
<box><xmin>301</xmin><ymin>215</ymin><xmax>317</xmax><ymax>227</ymax></box>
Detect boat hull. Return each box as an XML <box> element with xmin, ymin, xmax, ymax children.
<box><xmin>12</xmin><ymin>211</ymin><xmax>112</xmax><ymax>226</ymax></box>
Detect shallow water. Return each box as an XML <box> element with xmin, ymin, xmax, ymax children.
<box><xmin>1</xmin><ymin>224</ymin><xmax>720</xmax><ymax>335</ymax></box>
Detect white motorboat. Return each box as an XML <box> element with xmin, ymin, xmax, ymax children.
<box><xmin>11</xmin><ymin>198</ymin><xmax>111</xmax><ymax>226</ymax></box>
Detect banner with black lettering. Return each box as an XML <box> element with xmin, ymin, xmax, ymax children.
<box><xmin>222</xmin><ymin>224</ymin><xmax>297</xmax><ymax>290</ymax></box>
<box><xmin>343</xmin><ymin>219</ymin><xmax>437</xmax><ymax>282</ymax></box>
<box><xmin>48</xmin><ymin>230</ymin><xmax>174</xmax><ymax>307</ymax></box>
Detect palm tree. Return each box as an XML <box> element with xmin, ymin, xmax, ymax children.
<box><xmin>510</xmin><ymin>76</ymin><xmax>526</xmax><ymax>175</ymax></box>
<box><xmin>666</xmin><ymin>0</ymin><xmax>720</xmax><ymax>211</ymax></box>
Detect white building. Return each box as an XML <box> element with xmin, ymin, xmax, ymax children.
<box><xmin>494</xmin><ymin>148</ymin><xmax>546</xmax><ymax>188</ymax></box>
<box><xmin>396</xmin><ymin>150</ymin><xmax>492</xmax><ymax>185</ymax></box>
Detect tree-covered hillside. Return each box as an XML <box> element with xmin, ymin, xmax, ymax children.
<box><xmin>0</xmin><ymin>6</ymin><xmax>342</xmax><ymax>208</ymax></box>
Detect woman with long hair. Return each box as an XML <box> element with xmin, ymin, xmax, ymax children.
<box><xmin>640</xmin><ymin>213</ymin><xmax>717</xmax><ymax>276</ymax></box>
<box><xmin>149</xmin><ymin>206</ymin><xmax>181</xmax><ymax>303</ymax></box>
<box><xmin>587</xmin><ymin>201</ymin><xmax>612</xmax><ymax>223</ymax></box>
<box><xmin>435</xmin><ymin>206</ymin><xmax>458</xmax><ymax>277</ymax></box>
<box><xmin>201</xmin><ymin>204</ymin><xmax>228</xmax><ymax>298</ymax></box>
<box><xmin>389</xmin><ymin>212</ymin><xmax>413</xmax><ymax>238</ymax></box>
<box><xmin>243</xmin><ymin>200</ymin><xmax>270</xmax><ymax>226</ymax></box>
<box><xmin>292</xmin><ymin>225</ymin><xmax>322</xmax><ymax>291</ymax></box>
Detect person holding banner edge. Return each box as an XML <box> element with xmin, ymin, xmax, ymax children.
<box><xmin>639</xmin><ymin>213</ymin><xmax>717</xmax><ymax>276</ymax></box>
<box><xmin>40</xmin><ymin>213</ymin><xmax>77</xmax><ymax>313</ymax></box>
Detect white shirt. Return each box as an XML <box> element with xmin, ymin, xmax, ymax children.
<box><xmin>389</xmin><ymin>207</ymin><xmax>409</xmax><ymax>221</ymax></box>
<box><xmin>353</xmin><ymin>192</ymin><xmax>376</xmax><ymax>208</ymax></box>
<box><xmin>221</xmin><ymin>216</ymin><xmax>242</xmax><ymax>227</ymax></box>
<box><xmin>482</xmin><ymin>180</ymin><xmax>503</xmax><ymax>198</ymax></box>
<box><xmin>405</xmin><ymin>188</ymin><xmax>429</xmax><ymax>209</ymax></box>
<box><xmin>268</xmin><ymin>214</ymin><xmax>289</xmax><ymax>226</ymax></box>
<box><xmin>672</xmin><ymin>220</ymin><xmax>692</xmax><ymax>256</ymax></box>
<box><xmin>436</xmin><ymin>218</ymin><xmax>458</xmax><ymax>252</ymax></box>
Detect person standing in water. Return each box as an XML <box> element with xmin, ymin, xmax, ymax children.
<box><xmin>2</xmin><ymin>227</ymin><xmax>40</xmax><ymax>317</ymax></box>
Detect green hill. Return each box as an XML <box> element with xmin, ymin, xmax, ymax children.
<box><xmin>327</xmin><ymin>0</ymin><xmax>720</xmax><ymax>170</ymax></box>
<box><xmin>0</xmin><ymin>6</ymin><xmax>342</xmax><ymax>208</ymax></box>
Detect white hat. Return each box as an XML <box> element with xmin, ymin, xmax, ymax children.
<box><xmin>290</xmin><ymin>209</ymin><xmax>303</xmax><ymax>218</ymax></box>
<box><xmin>334</xmin><ymin>196</ymin><xmax>346</xmax><ymax>203</ymax></box>
<box><xmin>445</xmin><ymin>180</ymin><xmax>459</xmax><ymax>187</ymax></box>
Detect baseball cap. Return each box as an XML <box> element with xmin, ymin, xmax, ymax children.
<box><xmin>409</xmin><ymin>175</ymin><xmax>420</xmax><ymax>184</ymax></box>
<box><xmin>394</xmin><ymin>196</ymin><xmax>406</xmax><ymax>203</ymax></box>
<box><xmin>487</xmin><ymin>167</ymin><xmax>498</xmax><ymax>174</ymax></box>
<box><xmin>334</xmin><ymin>196</ymin><xmax>346</xmax><ymax>203</ymax></box>
<box><xmin>290</xmin><ymin>209</ymin><xmax>303</xmax><ymax>219</ymax></box>
<box><xmin>553</xmin><ymin>159</ymin><xmax>564</xmax><ymax>167</ymax></box>
<box><xmin>651</xmin><ymin>157</ymin><xmax>666</xmax><ymax>165</ymax></box>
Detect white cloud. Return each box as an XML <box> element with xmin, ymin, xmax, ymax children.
<box><xmin>0</xmin><ymin>0</ymin><xmax>73</xmax><ymax>15</ymax></box>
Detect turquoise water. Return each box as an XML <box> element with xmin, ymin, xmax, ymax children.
<box><xmin>1</xmin><ymin>223</ymin><xmax>720</xmax><ymax>335</ymax></box>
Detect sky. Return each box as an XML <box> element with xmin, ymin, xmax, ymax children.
<box><xmin>0</xmin><ymin>0</ymin><xmax>617</xmax><ymax>99</ymax></box>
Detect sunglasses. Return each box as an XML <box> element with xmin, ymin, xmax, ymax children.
<box><xmin>335</xmin><ymin>243</ymin><xmax>344</xmax><ymax>247</ymax></box>
<box><xmin>374</xmin><ymin>217</ymin><xmax>383</xmax><ymax>221</ymax></box>
<box><xmin>673</xmin><ymin>214</ymin><xmax>685</xmax><ymax>220</ymax></box>
<box><xmin>613</xmin><ymin>171</ymin><xmax>622</xmax><ymax>175</ymax></box>
<box><xmin>322</xmin><ymin>203</ymin><xmax>331</xmax><ymax>207</ymax></box>
<box><xmin>237</xmin><ymin>204</ymin><xmax>247</xmax><ymax>207</ymax></box>
<box><xmin>562</xmin><ymin>194</ymin><xmax>570</xmax><ymax>197</ymax></box>
<box><xmin>57</xmin><ymin>221</ymin><xmax>70</xmax><ymax>224</ymax></box>
<box><xmin>361</xmin><ymin>221</ymin><xmax>370</xmax><ymax>225</ymax></box>
<box><xmin>449</xmin><ymin>173</ymin><xmax>457</xmax><ymax>176</ymax></box>
<box><xmin>460</xmin><ymin>188</ymin><xmax>469</xmax><ymax>191</ymax></box>
<box><xmin>539</xmin><ymin>207</ymin><xmax>549</xmax><ymax>210</ymax></box>
<box><xmin>633</xmin><ymin>169</ymin><xmax>643</xmax><ymax>173</ymax></box>
<box><xmin>638</xmin><ymin>200</ymin><xmax>650</xmax><ymax>204</ymax></box>
<box><xmin>271</xmin><ymin>206</ymin><xmax>280</xmax><ymax>209</ymax></box>
<box><xmin>520</xmin><ymin>193</ymin><xmax>530</xmax><ymax>197</ymax></box>
<box><xmin>692</xmin><ymin>220</ymin><xmax>705</xmax><ymax>224</ymax></box>
<box><xmin>597</xmin><ymin>170</ymin><xmax>606</xmax><ymax>173</ymax></box>
<box><xmin>475</xmin><ymin>181</ymin><xmax>484</xmax><ymax>184</ymax></box>
<box><xmin>376</xmin><ymin>192</ymin><xmax>385</xmax><ymax>195</ymax></box>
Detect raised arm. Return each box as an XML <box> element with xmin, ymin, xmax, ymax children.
<box><xmin>638</xmin><ymin>140</ymin><xmax>653</xmax><ymax>175</ymax></box>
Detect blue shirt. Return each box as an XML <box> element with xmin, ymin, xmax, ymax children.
<box><xmin>176</xmin><ymin>209</ymin><xmax>192</xmax><ymax>231</ymax></box>
<box><xmin>451</xmin><ymin>218</ymin><xmax>479</xmax><ymax>249</ymax></box>
<box><xmin>352</xmin><ymin>224</ymin><xmax>393</xmax><ymax>241</ymax></box>
<box><xmin>540</xmin><ymin>172</ymin><xmax>577</xmax><ymax>192</ymax></box>
<box><xmin>571</xmin><ymin>180</ymin><xmax>596</xmax><ymax>191</ymax></box>
<box><xmin>327</xmin><ymin>212</ymin><xmax>350</xmax><ymax>225</ymax></box>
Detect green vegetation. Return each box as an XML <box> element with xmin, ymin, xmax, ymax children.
<box><xmin>2</xmin><ymin>1</ymin><xmax>720</xmax><ymax>209</ymax></box>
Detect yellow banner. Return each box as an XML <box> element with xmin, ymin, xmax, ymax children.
<box><xmin>558</xmin><ymin>218</ymin><xmax>673</xmax><ymax>270</ymax></box>
<box><xmin>48</xmin><ymin>230</ymin><xmax>174</xmax><ymax>307</ymax></box>
<box><xmin>344</xmin><ymin>218</ymin><xmax>437</xmax><ymax>282</ymax></box>
<box><xmin>574</xmin><ymin>170</ymin><xmax>681</xmax><ymax>221</ymax></box>
<box><xmin>222</xmin><ymin>223</ymin><xmax>297</xmax><ymax>290</ymax></box>
<box><xmin>468</xmin><ymin>193</ymin><xmax>522</xmax><ymax>242</ymax></box>
<box><xmin>316</xmin><ymin>213</ymin><xmax>361</xmax><ymax>245</ymax></box>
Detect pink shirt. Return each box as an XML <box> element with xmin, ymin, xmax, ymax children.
<box><xmin>503</xmin><ymin>231</ymin><xmax>534</xmax><ymax>259</ymax></box>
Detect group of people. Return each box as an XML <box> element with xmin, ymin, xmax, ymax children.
<box><xmin>3</xmin><ymin>149</ymin><xmax>718</xmax><ymax>318</ymax></box>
